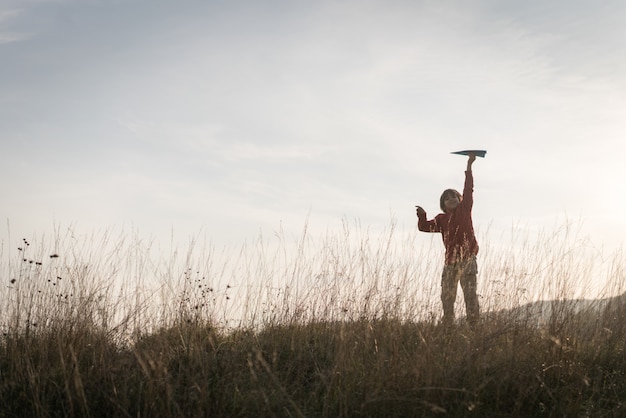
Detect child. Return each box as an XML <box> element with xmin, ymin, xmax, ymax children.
<box><xmin>416</xmin><ymin>153</ymin><xmax>480</xmax><ymax>328</ymax></box>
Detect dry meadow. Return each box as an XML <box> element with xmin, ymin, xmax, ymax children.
<box><xmin>1</xmin><ymin>221</ymin><xmax>624</xmax><ymax>417</ymax></box>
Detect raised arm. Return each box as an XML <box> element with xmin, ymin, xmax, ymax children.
<box><xmin>466</xmin><ymin>152</ymin><xmax>476</xmax><ymax>172</ymax></box>
<box><xmin>463</xmin><ymin>153</ymin><xmax>475</xmax><ymax>207</ymax></box>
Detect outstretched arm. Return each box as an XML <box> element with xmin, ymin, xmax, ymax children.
<box><xmin>416</xmin><ymin>206</ymin><xmax>440</xmax><ymax>232</ymax></box>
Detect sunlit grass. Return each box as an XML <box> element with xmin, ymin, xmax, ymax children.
<box><xmin>0</xmin><ymin>220</ymin><xmax>624</xmax><ymax>416</ymax></box>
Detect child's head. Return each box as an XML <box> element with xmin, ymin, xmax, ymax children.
<box><xmin>440</xmin><ymin>189</ymin><xmax>462</xmax><ymax>212</ymax></box>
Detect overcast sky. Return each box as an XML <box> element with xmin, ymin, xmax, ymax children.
<box><xmin>2</xmin><ymin>0</ymin><xmax>625</xmax><ymax>258</ymax></box>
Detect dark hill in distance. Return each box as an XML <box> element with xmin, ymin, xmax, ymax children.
<box><xmin>488</xmin><ymin>291</ymin><xmax>626</xmax><ymax>326</ymax></box>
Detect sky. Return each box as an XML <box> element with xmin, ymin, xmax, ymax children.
<box><xmin>1</xmin><ymin>0</ymin><xmax>625</xmax><ymax>260</ymax></box>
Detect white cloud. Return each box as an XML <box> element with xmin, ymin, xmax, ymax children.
<box><xmin>0</xmin><ymin>9</ymin><xmax>33</xmax><ymax>43</ymax></box>
<box><xmin>0</xmin><ymin>9</ymin><xmax>21</xmax><ymax>22</ymax></box>
<box><xmin>0</xmin><ymin>31</ymin><xmax>31</xmax><ymax>43</ymax></box>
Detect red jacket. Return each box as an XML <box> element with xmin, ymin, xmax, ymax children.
<box><xmin>418</xmin><ymin>171</ymin><xmax>479</xmax><ymax>264</ymax></box>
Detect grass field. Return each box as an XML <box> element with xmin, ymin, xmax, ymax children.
<box><xmin>1</xmin><ymin>222</ymin><xmax>624</xmax><ymax>417</ymax></box>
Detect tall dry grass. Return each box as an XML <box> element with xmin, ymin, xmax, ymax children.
<box><xmin>0</xmin><ymin>220</ymin><xmax>624</xmax><ymax>417</ymax></box>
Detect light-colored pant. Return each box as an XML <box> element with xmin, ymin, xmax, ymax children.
<box><xmin>441</xmin><ymin>256</ymin><xmax>479</xmax><ymax>327</ymax></box>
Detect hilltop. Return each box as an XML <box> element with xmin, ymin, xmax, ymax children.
<box><xmin>1</xmin><ymin>292</ymin><xmax>625</xmax><ymax>417</ymax></box>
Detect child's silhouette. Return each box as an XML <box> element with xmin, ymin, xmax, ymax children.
<box><xmin>416</xmin><ymin>153</ymin><xmax>480</xmax><ymax>328</ymax></box>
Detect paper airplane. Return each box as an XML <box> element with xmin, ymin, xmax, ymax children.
<box><xmin>451</xmin><ymin>150</ymin><xmax>487</xmax><ymax>158</ymax></box>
